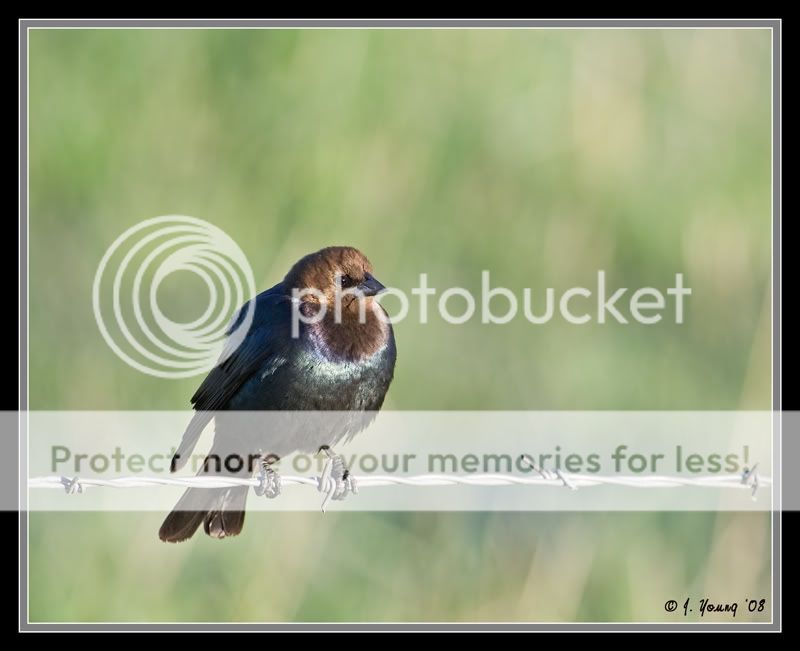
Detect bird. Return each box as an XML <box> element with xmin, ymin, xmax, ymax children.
<box><xmin>158</xmin><ymin>246</ymin><xmax>396</xmax><ymax>542</ymax></box>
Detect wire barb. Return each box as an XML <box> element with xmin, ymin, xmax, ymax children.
<box><xmin>60</xmin><ymin>476</ymin><xmax>83</xmax><ymax>494</ymax></box>
<box><xmin>740</xmin><ymin>464</ymin><xmax>760</xmax><ymax>500</ymax></box>
<box><xmin>520</xmin><ymin>454</ymin><xmax>577</xmax><ymax>491</ymax></box>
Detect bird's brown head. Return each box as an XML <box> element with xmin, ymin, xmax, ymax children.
<box><xmin>284</xmin><ymin>246</ymin><xmax>390</xmax><ymax>359</ymax></box>
<box><xmin>284</xmin><ymin>246</ymin><xmax>385</xmax><ymax>307</ymax></box>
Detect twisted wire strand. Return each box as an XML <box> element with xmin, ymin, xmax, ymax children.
<box><xmin>28</xmin><ymin>472</ymin><xmax>769</xmax><ymax>491</ymax></box>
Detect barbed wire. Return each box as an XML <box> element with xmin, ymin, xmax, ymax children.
<box><xmin>28</xmin><ymin>460</ymin><xmax>767</xmax><ymax>510</ymax></box>
<box><xmin>29</xmin><ymin>472</ymin><xmax>769</xmax><ymax>490</ymax></box>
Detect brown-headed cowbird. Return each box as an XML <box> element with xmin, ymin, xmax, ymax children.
<box><xmin>158</xmin><ymin>246</ymin><xmax>396</xmax><ymax>542</ymax></box>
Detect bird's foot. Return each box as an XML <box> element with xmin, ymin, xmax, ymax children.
<box><xmin>254</xmin><ymin>455</ymin><xmax>282</xmax><ymax>499</ymax></box>
<box><xmin>317</xmin><ymin>445</ymin><xmax>358</xmax><ymax>512</ymax></box>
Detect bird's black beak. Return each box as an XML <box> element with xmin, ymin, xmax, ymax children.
<box><xmin>359</xmin><ymin>272</ymin><xmax>386</xmax><ymax>297</ymax></box>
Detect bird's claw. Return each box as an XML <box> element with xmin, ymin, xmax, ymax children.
<box><xmin>254</xmin><ymin>459</ymin><xmax>281</xmax><ymax>499</ymax></box>
<box><xmin>317</xmin><ymin>446</ymin><xmax>358</xmax><ymax>512</ymax></box>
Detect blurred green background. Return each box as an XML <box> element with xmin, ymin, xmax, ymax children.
<box><xmin>28</xmin><ymin>28</ymin><xmax>772</xmax><ymax>622</ymax></box>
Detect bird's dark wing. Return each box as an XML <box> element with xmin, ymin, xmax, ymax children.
<box><xmin>170</xmin><ymin>283</ymin><xmax>294</xmax><ymax>471</ymax></box>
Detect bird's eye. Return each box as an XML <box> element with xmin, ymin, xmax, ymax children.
<box><xmin>339</xmin><ymin>274</ymin><xmax>355</xmax><ymax>289</ymax></box>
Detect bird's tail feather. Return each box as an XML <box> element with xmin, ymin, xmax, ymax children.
<box><xmin>160</xmin><ymin>443</ymin><xmax>252</xmax><ymax>543</ymax></box>
<box><xmin>158</xmin><ymin>485</ymin><xmax>249</xmax><ymax>543</ymax></box>
<box><xmin>203</xmin><ymin>486</ymin><xmax>248</xmax><ymax>538</ymax></box>
<box><xmin>170</xmin><ymin>411</ymin><xmax>213</xmax><ymax>472</ymax></box>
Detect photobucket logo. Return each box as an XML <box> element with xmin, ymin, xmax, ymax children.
<box><xmin>290</xmin><ymin>270</ymin><xmax>692</xmax><ymax>336</ymax></box>
<box><xmin>92</xmin><ymin>215</ymin><xmax>256</xmax><ymax>379</ymax></box>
